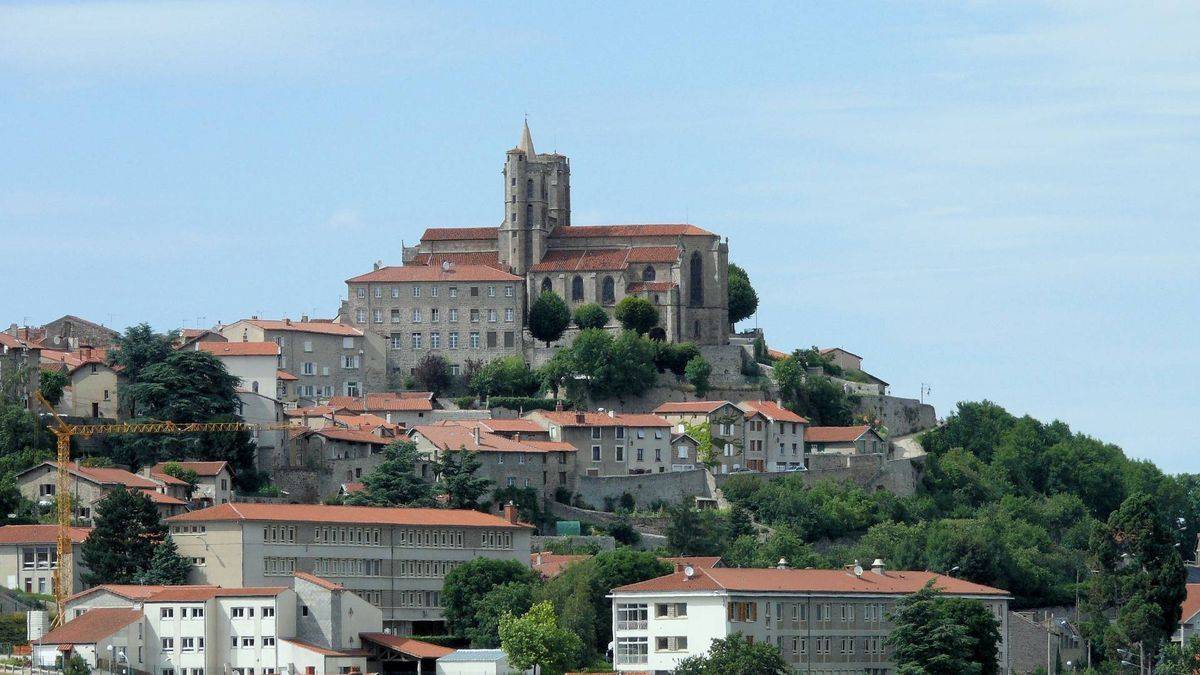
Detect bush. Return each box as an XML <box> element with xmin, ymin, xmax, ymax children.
<box><xmin>654</xmin><ymin>342</ymin><xmax>700</xmax><ymax>377</ymax></box>
<box><xmin>607</xmin><ymin>517</ymin><xmax>641</xmax><ymax>546</ymax></box>
<box><xmin>487</xmin><ymin>397</ymin><xmax>567</xmax><ymax>412</ymax></box>
<box><xmin>413</xmin><ymin>353</ymin><xmax>453</xmax><ymax>395</ymax></box>
<box><xmin>573</xmin><ymin>303</ymin><xmax>609</xmax><ymax>330</ymax></box>
<box><xmin>685</xmin><ymin>356</ymin><xmax>712</xmax><ymax>398</ymax></box>
<box><xmin>554</xmin><ymin>486</ymin><xmax>573</xmax><ymax>504</ymax></box>
<box><xmin>470</xmin><ymin>356</ymin><xmax>540</xmax><ymax>399</ymax></box>
<box><xmin>452</xmin><ymin>396</ymin><xmax>476</xmax><ymax>409</ymax></box>
<box><xmin>619</xmin><ymin>492</ymin><xmax>636</xmax><ymax>511</ymax></box>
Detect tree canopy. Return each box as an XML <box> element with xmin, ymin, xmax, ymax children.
<box><xmin>529</xmin><ymin>292</ymin><xmax>571</xmax><ymax>346</ymax></box>
<box><xmin>685</xmin><ymin>355</ymin><xmax>712</xmax><ymax>397</ymax></box>
<box><xmin>498</xmin><ymin>601</ymin><xmax>583</xmax><ymax>675</ymax></box>
<box><xmin>727</xmin><ymin>263</ymin><xmax>759</xmax><ymax>325</ymax></box>
<box><xmin>134</xmin><ymin>535</ymin><xmax>193</xmax><ymax>585</ymax></box>
<box><xmin>537</xmin><ymin>329</ymin><xmax>659</xmax><ymax>402</ymax></box>
<box><xmin>39</xmin><ymin>370</ymin><xmax>68</xmax><ymax>406</ymax></box>
<box><xmin>469</xmin><ymin>356</ymin><xmax>540</xmax><ymax>399</ymax></box>
<box><xmin>433</xmin><ymin>448</ymin><xmax>491</xmax><ymax>510</ymax></box>
<box><xmin>886</xmin><ymin>581</ymin><xmax>1001</xmax><ymax>675</ymax></box>
<box><xmin>344</xmin><ymin>440</ymin><xmax>434</xmax><ymax>507</ymax></box>
<box><xmin>107</xmin><ymin>323</ymin><xmax>178</xmax><ymax>417</ymax></box>
<box><xmin>675</xmin><ymin>633</ymin><xmax>788</xmax><ymax>675</ymax></box>
<box><xmin>572</xmin><ymin>302</ymin><xmax>609</xmax><ymax>330</ymax></box>
<box><xmin>80</xmin><ymin>488</ymin><xmax>168</xmax><ymax>585</ymax></box>
<box><xmin>443</xmin><ymin>558</ymin><xmax>541</xmax><ymax>643</ymax></box>
<box><xmin>614</xmin><ymin>296</ymin><xmax>659</xmax><ymax>335</ymax></box>
<box><xmin>412</xmin><ymin>353</ymin><xmax>453</xmax><ymax>396</ymax></box>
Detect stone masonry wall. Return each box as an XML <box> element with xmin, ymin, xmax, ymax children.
<box><xmin>572</xmin><ymin>468</ymin><xmax>714</xmax><ymax>510</ymax></box>
<box><xmin>855</xmin><ymin>394</ymin><xmax>937</xmax><ymax>437</ymax></box>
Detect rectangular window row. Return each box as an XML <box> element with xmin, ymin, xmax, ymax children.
<box><xmin>263</xmin><ymin>557</ymin><xmax>296</xmax><ymax>576</ymax></box>
<box><xmin>389</xmin><ymin>331</ymin><xmax>516</xmax><ymax>351</ymax></box>
<box><xmin>480</xmin><ymin>530</ymin><xmax>514</xmax><ymax>549</ymax></box>
<box><xmin>395</xmin><ymin>559</ymin><xmax>461</xmax><ymax>578</ymax></box>
<box><xmin>356</xmin><ymin>284</ymin><xmax>514</xmax><ymax>300</ymax></box>
<box><xmin>314</xmin><ymin>526</ymin><xmax>382</xmax><ymax>546</ymax></box>
<box><xmin>263</xmin><ymin>525</ymin><xmax>296</xmax><ymax>543</ymax></box>
<box><xmin>312</xmin><ymin>558</ymin><xmax>383</xmax><ymax>577</ymax></box>
<box><xmin>395</xmin><ymin>528</ymin><xmax>464</xmax><ymax>549</ymax></box>
<box><xmin>396</xmin><ymin>590</ymin><xmax>442</xmax><ymax>608</ymax></box>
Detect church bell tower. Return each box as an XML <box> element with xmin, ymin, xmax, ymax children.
<box><xmin>499</xmin><ymin>120</ymin><xmax>570</xmax><ymax>274</ymax></box>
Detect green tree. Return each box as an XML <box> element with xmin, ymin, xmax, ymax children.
<box><xmin>107</xmin><ymin>323</ymin><xmax>178</xmax><ymax>417</ymax></box>
<box><xmin>80</xmin><ymin>488</ymin><xmax>167</xmax><ymax>585</ymax></box>
<box><xmin>886</xmin><ymin>581</ymin><xmax>1000</xmax><ymax>675</ymax></box>
<box><xmin>39</xmin><ymin>370</ymin><xmax>68</xmax><ymax>406</ymax></box>
<box><xmin>1158</xmin><ymin>634</ymin><xmax>1200</xmax><ymax>675</ymax></box>
<box><xmin>675</xmin><ymin>633</ymin><xmax>788</xmax><ymax>675</ymax></box>
<box><xmin>1084</xmin><ymin>492</ymin><xmax>1187</xmax><ymax>662</ymax></box>
<box><xmin>598</xmin><ymin>330</ymin><xmax>658</xmax><ymax>399</ymax></box>
<box><xmin>443</xmin><ymin>558</ymin><xmax>540</xmax><ymax>640</ymax></box>
<box><xmin>685</xmin><ymin>356</ymin><xmax>712</xmax><ymax>398</ymax></box>
<box><xmin>614</xmin><ymin>296</ymin><xmax>659</xmax><ymax>335</ymax></box>
<box><xmin>499</xmin><ymin>601</ymin><xmax>584</xmax><ymax>675</ymax></box>
<box><xmin>666</xmin><ymin>504</ymin><xmax>729</xmax><ymax>556</ymax></box>
<box><xmin>654</xmin><ymin>341</ymin><xmax>701</xmax><ymax>378</ymax></box>
<box><xmin>135</xmin><ymin>535</ymin><xmax>193</xmax><ymax>584</ymax></box>
<box><xmin>433</xmin><ymin>448</ymin><xmax>491</xmax><ymax>510</ymax></box>
<box><xmin>470</xmin><ymin>356</ymin><xmax>540</xmax><ymax>399</ymax></box>
<box><xmin>491</xmin><ymin>486</ymin><xmax>541</xmax><ymax>524</ymax></box>
<box><xmin>469</xmin><ymin>582</ymin><xmax>535</xmax><ymax>648</ymax></box>
<box><xmin>572</xmin><ymin>302</ymin><xmax>609</xmax><ymax>330</ymax></box>
<box><xmin>727</xmin><ymin>263</ymin><xmax>759</xmax><ymax>326</ymax></box>
<box><xmin>344</xmin><ymin>440</ymin><xmax>434</xmax><ymax>507</ymax></box>
<box><xmin>413</xmin><ymin>353</ymin><xmax>453</xmax><ymax>396</ymax></box>
<box><xmin>729</xmin><ymin>504</ymin><xmax>755</xmax><ymax>539</ymax></box>
<box><xmin>160</xmin><ymin>461</ymin><xmax>199</xmax><ymax>494</ymax></box>
<box><xmin>529</xmin><ymin>292</ymin><xmax>571</xmax><ymax>346</ymax></box>
<box><xmin>0</xmin><ymin>399</ymin><xmax>53</xmax><ymax>475</ymax></box>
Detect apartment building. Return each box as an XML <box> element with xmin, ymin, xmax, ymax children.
<box><xmin>191</xmin><ymin>341</ymin><xmax>280</xmax><ymax>398</ymax></box>
<box><xmin>148</xmin><ymin>461</ymin><xmax>235</xmax><ymax>508</ymax></box>
<box><xmin>408</xmin><ymin>422</ymin><xmax>577</xmax><ymax>501</ymax></box>
<box><xmin>610</xmin><ymin>561</ymin><xmax>1011</xmax><ymax>674</ymax></box>
<box><xmin>40</xmin><ymin>346</ymin><xmax>120</xmax><ymax>419</ymax></box>
<box><xmin>15</xmin><ymin>462</ymin><xmax>189</xmax><ymax>521</ymax></box>
<box><xmin>652</xmin><ymin>401</ymin><xmax>748</xmax><ymax>474</ymax></box>
<box><xmin>0</xmin><ymin>524</ymin><xmax>91</xmax><ymax>595</ymax></box>
<box><xmin>166</xmin><ymin>502</ymin><xmax>533</xmax><ymax>633</ymax></box>
<box><xmin>343</xmin><ymin>263</ymin><xmax>526</xmax><ymax>379</ymax></box>
<box><xmin>38</xmin><ymin>573</ymin><xmax>384</xmax><ymax>674</ymax></box>
<box><xmin>218</xmin><ymin>319</ymin><xmax>386</xmax><ymax>406</ymax></box>
<box><xmin>740</xmin><ymin>400</ymin><xmax>808</xmax><ymax>472</ymax></box>
<box><xmin>525</xmin><ymin>410</ymin><xmax>674</xmax><ymax>476</ymax></box>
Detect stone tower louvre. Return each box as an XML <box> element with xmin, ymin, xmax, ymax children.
<box><xmin>499</xmin><ymin>121</ymin><xmax>571</xmax><ymax>274</ymax></box>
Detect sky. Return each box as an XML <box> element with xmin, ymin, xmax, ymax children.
<box><xmin>2</xmin><ymin>1</ymin><xmax>1197</xmax><ymax>471</ymax></box>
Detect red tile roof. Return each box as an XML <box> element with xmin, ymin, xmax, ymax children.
<box><xmin>660</xmin><ymin>556</ymin><xmax>724</xmax><ymax>569</ymax></box>
<box><xmin>141</xmin><ymin>490</ymin><xmax>188</xmax><ymax>505</ymax></box>
<box><xmin>1183</xmin><ymin>583</ymin><xmax>1200</xmax><ymax>622</ymax></box>
<box><xmin>529</xmin><ymin>248</ymin><xmax>630</xmax><ymax>272</ymax></box>
<box><xmin>144</xmin><ymin>586</ymin><xmax>286</xmax><ymax>602</ymax></box>
<box><xmin>412</xmin><ymin>424</ymin><xmax>575</xmax><ymax>454</ymax></box>
<box><xmin>653</xmin><ymin>401</ymin><xmax>736</xmax><ymax>415</ymax></box>
<box><xmin>241</xmin><ymin>319</ymin><xmax>361</xmax><ymax>336</ymax></box>
<box><xmin>346</xmin><ymin>264</ymin><xmax>522</xmax><ymax>283</ymax></box>
<box><xmin>551</xmin><ymin>224</ymin><xmax>715</xmax><ymax>238</ymax></box>
<box><xmin>278</xmin><ymin>637</ymin><xmax>371</xmax><ymax>657</ymax></box>
<box><xmin>805</xmin><ymin>425</ymin><xmax>874</xmax><ymax>443</ymax></box>
<box><xmin>0</xmin><ymin>524</ymin><xmax>91</xmax><ymax>545</ymax></box>
<box><xmin>360</xmin><ymin>633</ymin><xmax>455</xmax><ymax>659</ymax></box>
<box><xmin>67</xmin><ymin>584</ymin><xmax>219</xmax><ymax>604</ymax></box>
<box><xmin>531</xmin><ymin>552</ymin><xmax>592</xmax><ymax>578</ymax></box>
<box><xmin>36</xmin><ymin>607</ymin><xmax>142</xmax><ymax>644</ymax></box>
<box><xmin>409</xmin><ymin>251</ymin><xmax>507</xmax><ymax>270</ymax></box>
<box><xmin>342</xmin><ymin>482</ymin><xmax>366</xmax><ymax>494</ymax></box>
<box><xmin>329</xmin><ymin>393</ymin><xmax>434</xmax><ymax>413</ymax></box>
<box><xmin>285</xmin><ymin>405</ymin><xmax>337</xmax><ymax>418</ymax></box>
<box><xmin>277</xmin><ymin>369</ymin><xmax>298</xmax><ymax>381</ymax></box>
<box><xmin>739</xmin><ymin>400</ymin><xmax>808</xmax><ymax>424</ymax></box>
<box><xmin>195</xmin><ymin>341</ymin><xmax>279</xmax><ymax>357</ymax></box>
<box><xmin>615</xmin><ymin>567</ymin><xmax>1010</xmax><ymax>597</ymax></box>
<box><xmin>443</xmin><ymin>418</ymin><xmax>547</xmax><ymax>434</ymax></box>
<box><xmin>626</xmin><ymin>246</ymin><xmax>683</xmax><ymax>263</ymax></box>
<box><xmin>25</xmin><ymin>462</ymin><xmax>162</xmax><ymax>490</ymax></box>
<box><xmin>420</xmin><ymin>226</ymin><xmax>499</xmax><ymax>241</ymax></box>
<box><xmin>303</xmin><ymin>427</ymin><xmax>390</xmax><ymax>445</ymax></box>
<box><xmin>531</xmin><ymin>410</ymin><xmax>668</xmax><ymax>428</ymax></box>
<box><xmin>151</xmin><ymin>461</ymin><xmax>229</xmax><ymax>477</ymax></box>
<box><xmin>294</xmin><ymin>571</ymin><xmax>344</xmax><ymax>590</ymax></box>
<box><xmin>166</xmin><ymin>502</ymin><xmax>533</xmax><ymax>528</ymax></box>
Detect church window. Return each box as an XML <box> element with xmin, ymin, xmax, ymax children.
<box><xmin>693</xmin><ymin>320</ymin><xmax>701</xmax><ymax>339</ymax></box>
<box><xmin>526</xmin><ymin>204</ymin><xmax>532</xmax><ymax>223</ymax></box>
<box><xmin>689</xmin><ymin>252</ymin><xmax>704</xmax><ymax>307</ymax></box>
<box><xmin>642</xmin><ymin>266</ymin><xmax>656</xmax><ymax>282</ymax></box>
<box><xmin>571</xmin><ymin>276</ymin><xmax>584</xmax><ymax>302</ymax></box>
<box><xmin>601</xmin><ymin>277</ymin><xmax>615</xmax><ymax>304</ymax></box>
<box><xmin>541</xmin><ymin>278</ymin><xmax>552</xmax><ymax>294</ymax></box>
<box><xmin>526</xmin><ymin>178</ymin><xmax>533</xmax><ymax>197</ymax></box>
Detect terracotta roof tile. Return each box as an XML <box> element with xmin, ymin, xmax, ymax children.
<box><xmin>67</xmin><ymin>584</ymin><xmax>219</xmax><ymax>603</ymax></box>
<box><xmin>310</xmin><ymin>427</ymin><xmax>390</xmax><ymax>445</ymax></box>
<box><xmin>805</xmin><ymin>425</ymin><xmax>874</xmax><ymax>443</ymax></box>
<box><xmin>329</xmin><ymin>393</ymin><xmax>434</xmax><ymax>413</ymax></box>
<box><xmin>242</xmin><ymin>320</ymin><xmax>361</xmax><ymax>336</ymax></box>
<box><xmin>166</xmin><ymin>502</ymin><xmax>533</xmax><ymax>529</ymax></box>
<box><xmin>0</xmin><ymin>524</ymin><xmax>91</xmax><ymax>545</ymax></box>
<box><xmin>551</xmin><ymin>224</ymin><xmax>715</xmax><ymax>238</ymax></box>
<box><xmin>739</xmin><ymin>400</ymin><xmax>808</xmax><ymax>424</ymax></box>
<box><xmin>145</xmin><ymin>586</ymin><xmax>286</xmax><ymax>602</ymax></box>
<box><xmin>531</xmin><ymin>552</ymin><xmax>591</xmax><ymax>578</ymax></box>
<box><xmin>141</xmin><ymin>490</ymin><xmax>188</xmax><ymax>505</ymax></box>
<box><xmin>294</xmin><ymin>571</ymin><xmax>344</xmax><ymax>590</ymax></box>
<box><xmin>277</xmin><ymin>369</ymin><xmax>298</xmax><ymax>381</ymax></box>
<box><xmin>1183</xmin><ymin>583</ymin><xmax>1200</xmax><ymax>622</ymax></box>
<box><xmin>195</xmin><ymin>341</ymin><xmax>279</xmax><ymax>357</ymax></box>
<box><xmin>660</xmin><ymin>556</ymin><xmax>723</xmax><ymax>569</ymax></box>
<box><xmin>412</xmin><ymin>424</ymin><xmax>575</xmax><ymax>454</ymax></box>
<box><xmin>36</xmin><ymin>607</ymin><xmax>142</xmax><ymax>644</ymax></box>
<box><xmin>346</xmin><ymin>264</ymin><xmax>522</xmax><ymax>283</ymax></box>
<box><xmin>626</xmin><ymin>246</ymin><xmax>682</xmax><ymax>263</ymax></box>
<box><xmin>653</xmin><ymin>401</ymin><xmax>736</xmax><ymax>415</ymax></box>
<box><xmin>360</xmin><ymin>633</ymin><xmax>455</xmax><ymax>659</ymax></box>
<box><xmin>616</xmin><ymin>567</ymin><xmax>1010</xmax><ymax>597</ymax></box>
<box><xmin>529</xmin><ymin>248</ymin><xmax>630</xmax><ymax>272</ymax></box>
<box><xmin>419</xmin><ymin>226</ymin><xmax>499</xmax><ymax>241</ymax></box>
<box><xmin>29</xmin><ymin>462</ymin><xmax>162</xmax><ymax>490</ymax></box>
<box><xmin>410</xmin><ymin>252</ymin><xmax>507</xmax><ymax>270</ymax></box>
<box><xmin>151</xmin><ymin>461</ymin><xmax>229</xmax><ymax>477</ymax></box>
<box><xmin>342</xmin><ymin>482</ymin><xmax>366</xmax><ymax>494</ymax></box>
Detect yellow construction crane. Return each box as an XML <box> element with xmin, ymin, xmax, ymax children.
<box><xmin>34</xmin><ymin>392</ymin><xmax>292</xmax><ymax>625</ymax></box>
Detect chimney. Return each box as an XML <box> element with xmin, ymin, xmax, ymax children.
<box><xmin>373</xmin><ymin>261</ymin><xmax>381</xmax><ymax>271</ymax></box>
<box><xmin>536</xmin><ymin>552</ymin><xmax>543</xmax><ymax>566</ymax></box>
<box><xmin>607</xmin><ymin>409</ymin><xmax>616</xmax><ymax>418</ymax></box>
<box><xmin>871</xmin><ymin>558</ymin><xmax>885</xmax><ymax>575</ymax></box>
<box><xmin>301</xmin><ymin>314</ymin><xmax>309</xmax><ymax>322</ymax></box>
<box><xmin>472</xmin><ymin>426</ymin><xmax>481</xmax><ymax>447</ymax></box>
<box><xmin>503</xmin><ymin>501</ymin><xmax>518</xmax><ymax>524</ymax></box>
<box><xmin>284</xmin><ymin>318</ymin><xmax>291</xmax><ymax>326</ymax></box>
<box><xmin>554</xmin><ymin>400</ymin><xmax>563</xmax><ymax>412</ymax></box>
<box><xmin>515</xmin><ymin>433</ymin><xmax>521</xmax><ymax>443</ymax></box>
<box><xmin>776</xmin><ymin>558</ymin><xmax>788</xmax><ymax>570</ymax></box>
<box><xmin>575</xmin><ymin>411</ymin><xmax>585</xmax><ymax>424</ymax></box>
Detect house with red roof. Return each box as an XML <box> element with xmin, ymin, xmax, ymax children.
<box><xmin>0</xmin><ymin>524</ymin><xmax>92</xmax><ymax>595</ymax></box>
<box><xmin>525</xmin><ymin>409</ymin><xmax>675</xmax><ymax>476</ymax></box>
<box><xmin>149</xmin><ymin>461</ymin><xmax>235</xmax><ymax>508</ymax></box>
<box><xmin>15</xmin><ymin>461</ymin><xmax>189</xmax><ymax>522</ymax></box>
<box><xmin>610</xmin><ymin>559</ymin><xmax>1011</xmax><ymax>673</ymax></box>
<box><xmin>740</xmin><ymin>399</ymin><xmax>808</xmax><ymax>472</ymax></box>
<box><xmin>652</xmin><ymin>400</ymin><xmax>749</xmax><ymax>474</ymax></box>
<box><xmin>328</xmin><ymin>391</ymin><xmax>435</xmax><ymax>427</ymax></box>
<box><xmin>806</xmin><ymin>425</ymin><xmax>887</xmax><ymax>456</ymax></box>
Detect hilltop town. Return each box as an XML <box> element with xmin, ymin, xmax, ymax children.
<box><xmin>0</xmin><ymin>125</ymin><xmax>1192</xmax><ymax>675</ymax></box>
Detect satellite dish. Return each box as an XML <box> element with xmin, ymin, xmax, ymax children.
<box><xmin>683</xmin><ymin>565</ymin><xmax>695</xmax><ymax>579</ymax></box>
<box><xmin>441</xmin><ymin>260</ymin><xmax>452</xmax><ymax>271</ymax></box>
<box><xmin>853</xmin><ymin>564</ymin><xmax>864</xmax><ymax>577</ymax></box>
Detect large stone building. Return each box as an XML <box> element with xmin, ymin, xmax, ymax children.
<box><xmin>167</xmin><ymin>502</ymin><xmax>532</xmax><ymax>633</ymax></box>
<box><xmin>610</xmin><ymin>561</ymin><xmax>1011</xmax><ymax>674</ymax></box>
<box><xmin>344</xmin><ymin>123</ymin><xmax>730</xmax><ymax>377</ymax></box>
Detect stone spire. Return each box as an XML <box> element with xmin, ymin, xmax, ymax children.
<box><xmin>518</xmin><ymin>118</ymin><xmax>535</xmax><ymax>156</ymax></box>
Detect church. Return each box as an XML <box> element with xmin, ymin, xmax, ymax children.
<box><xmin>401</xmin><ymin>122</ymin><xmax>731</xmax><ymax>346</ymax></box>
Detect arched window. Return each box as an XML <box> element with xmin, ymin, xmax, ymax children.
<box><xmin>689</xmin><ymin>252</ymin><xmax>704</xmax><ymax>307</ymax></box>
<box><xmin>693</xmin><ymin>320</ymin><xmax>701</xmax><ymax>339</ymax></box>
<box><xmin>601</xmin><ymin>276</ymin><xmax>615</xmax><ymax>304</ymax></box>
<box><xmin>541</xmin><ymin>277</ymin><xmax>552</xmax><ymax>294</ymax></box>
<box><xmin>571</xmin><ymin>276</ymin><xmax>584</xmax><ymax>301</ymax></box>
<box><xmin>526</xmin><ymin>178</ymin><xmax>534</xmax><ymax>197</ymax></box>
<box><xmin>642</xmin><ymin>265</ymin><xmax>656</xmax><ymax>281</ymax></box>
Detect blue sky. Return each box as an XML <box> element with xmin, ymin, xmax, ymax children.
<box><xmin>2</xmin><ymin>2</ymin><xmax>1197</xmax><ymax>471</ymax></box>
